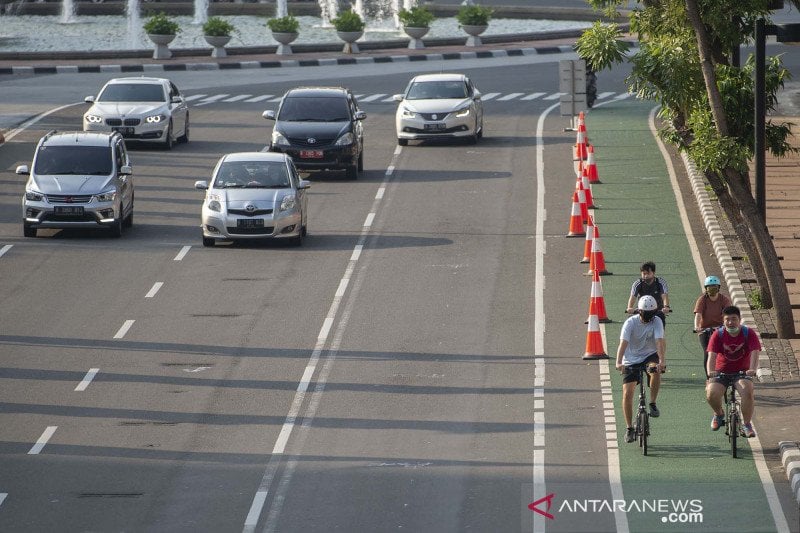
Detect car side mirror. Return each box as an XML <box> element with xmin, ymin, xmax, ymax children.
<box><xmin>392</xmin><ymin>94</ymin><xmax>403</xmax><ymax>102</ymax></box>
<box><xmin>171</xmin><ymin>96</ymin><xmax>183</xmax><ymax>104</ymax></box>
<box><xmin>355</xmin><ymin>111</ymin><xmax>367</xmax><ymax>121</ymax></box>
<box><xmin>119</xmin><ymin>165</ymin><xmax>132</xmax><ymax>175</ymax></box>
<box><xmin>84</xmin><ymin>96</ymin><xmax>95</xmax><ymax>104</ymax></box>
<box><xmin>263</xmin><ymin>110</ymin><xmax>276</xmax><ymax>120</ymax></box>
<box><xmin>298</xmin><ymin>179</ymin><xmax>311</xmax><ymax>190</ymax></box>
<box><xmin>194</xmin><ymin>180</ymin><xmax>209</xmax><ymax>190</ymax></box>
<box><xmin>473</xmin><ymin>90</ymin><xmax>482</xmax><ymax>100</ymax></box>
<box><xmin>16</xmin><ymin>165</ymin><xmax>29</xmax><ymax>175</ymax></box>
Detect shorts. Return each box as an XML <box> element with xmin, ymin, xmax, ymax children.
<box><xmin>710</xmin><ymin>373</ymin><xmax>752</xmax><ymax>387</ymax></box>
<box><xmin>622</xmin><ymin>353</ymin><xmax>660</xmax><ymax>384</ymax></box>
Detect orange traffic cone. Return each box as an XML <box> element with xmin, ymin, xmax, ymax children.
<box><xmin>586</xmin><ymin>268</ymin><xmax>611</xmax><ymax>323</ymax></box>
<box><xmin>581</xmin><ymin>215</ymin><xmax>594</xmax><ymax>263</ymax></box>
<box><xmin>585</xmin><ymin>145</ymin><xmax>600</xmax><ymax>184</ymax></box>
<box><xmin>577</xmin><ymin>111</ymin><xmax>587</xmax><ymax>140</ymax></box>
<box><xmin>574</xmin><ymin>129</ymin><xmax>588</xmax><ymax>161</ymax></box>
<box><xmin>582</xmin><ymin>313</ymin><xmax>608</xmax><ymax>360</ymax></box>
<box><xmin>588</xmin><ymin>223</ymin><xmax>611</xmax><ymax>275</ymax></box>
<box><xmin>566</xmin><ymin>191</ymin><xmax>585</xmax><ymax>238</ymax></box>
<box><xmin>581</xmin><ymin>171</ymin><xmax>595</xmax><ymax>209</ymax></box>
<box><xmin>575</xmin><ymin>179</ymin><xmax>589</xmax><ymax>223</ymax></box>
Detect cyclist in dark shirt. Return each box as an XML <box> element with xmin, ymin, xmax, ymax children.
<box><xmin>626</xmin><ymin>261</ymin><xmax>670</xmax><ymax>326</ymax></box>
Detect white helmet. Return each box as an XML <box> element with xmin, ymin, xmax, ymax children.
<box><xmin>637</xmin><ymin>295</ymin><xmax>658</xmax><ymax>311</ymax></box>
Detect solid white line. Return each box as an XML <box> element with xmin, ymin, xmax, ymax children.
<box><xmin>1</xmin><ymin>102</ymin><xmax>83</xmax><ymax>143</ymax></box>
<box><xmin>522</xmin><ymin>92</ymin><xmax>546</xmax><ymax>100</ymax></box>
<box><xmin>363</xmin><ymin>212</ymin><xmax>375</xmax><ymax>228</ymax></box>
<box><xmin>75</xmin><ymin>368</ymin><xmax>99</xmax><ymax>392</ymax></box>
<box><xmin>0</xmin><ymin>245</ymin><xmax>12</xmax><ymax>258</ymax></box>
<box><xmin>244</xmin><ymin>94</ymin><xmax>274</xmax><ymax>103</ymax></box>
<box><xmin>113</xmin><ymin>320</ymin><xmax>135</xmax><ymax>339</ymax></box>
<box><xmin>174</xmin><ymin>246</ymin><xmax>191</xmax><ymax>261</ymax></box>
<box><xmin>498</xmin><ymin>92</ymin><xmax>524</xmax><ymax>101</ymax></box>
<box><xmin>28</xmin><ymin>426</ymin><xmax>57</xmax><ymax>455</ymax></box>
<box><xmin>243</xmin><ymin>490</ymin><xmax>269</xmax><ymax>531</ymax></box>
<box><xmin>145</xmin><ymin>282</ymin><xmax>164</xmax><ymax>298</ymax></box>
<box><xmin>597</xmin><ymin>92</ymin><xmax>615</xmax><ymax>100</ymax></box>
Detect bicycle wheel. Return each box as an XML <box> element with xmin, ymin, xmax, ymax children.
<box><xmin>729</xmin><ymin>409</ymin><xmax>738</xmax><ymax>458</ymax></box>
<box><xmin>638</xmin><ymin>410</ymin><xmax>648</xmax><ymax>455</ymax></box>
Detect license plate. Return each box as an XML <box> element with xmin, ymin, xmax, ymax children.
<box><xmin>237</xmin><ymin>218</ymin><xmax>264</xmax><ymax>228</ymax></box>
<box><xmin>424</xmin><ymin>123</ymin><xmax>446</xmax><ymax>131</ymax></box>
<box><xmin>299</xmin><ymin>149</ymin><xmax>323</xmax><ymax>159</ymax></box>
<box><xmin>113</xmin><ymin>127</ymin><xmax>134</xmax><ymax>135</ymax></box>
<box><xmin>54</xmin><ymin>206</ymin><xmax>84</xmax><ymax>216</ymax></box>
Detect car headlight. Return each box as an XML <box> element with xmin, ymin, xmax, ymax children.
<box><xmin>85</xmin><ymin>114</ymin><xmax>103</xmax><ymax>124</ymax></box>
<box><xmin>455</xmin><ymin>106</ymin><xmax>471</xmax><ymax>118</ymax></box>
<box><xmin>335</xmin><ymin>132</ymin><xmax>354</xmax><ymax>146</ymax></box>
<box><xmin>401</xmin><ymin>106</ymin><xmax>416</xmax><ymax>118</ymax></box>
<box><xmin>145</xmin><ymin>114</ymin><xmax>166</xmax><ymax>124</ymax></box>
<box><xmin>25</xmin><ymin>189</ymin><xmax>44</xmax><ymax>201</ymax></box>
<box><xmin>207</xmin><ymin>194</ymin><xmax>222</xmax><ymax>212</ymax></box>
<box><xmin>272</xmin><ymin>130</ymin><xmax>289</xmax><ymax>146</ymax></box>
<box><xmin>280</xmin><ymin>194</ymin><xmax>297</xmax><ymax>212</ymax></box>
<box><xmin>95</xmin><ymin>189</ymin><xmax>117</xmax><ymax>203</ymax></box>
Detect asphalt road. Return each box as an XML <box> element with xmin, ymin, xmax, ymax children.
<box><xmin>1</xmin><ymin>50</ymin><xmax>800</xmax><ymax>532</ymax></box>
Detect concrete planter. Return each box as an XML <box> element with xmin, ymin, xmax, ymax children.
<box><xmin>272</xmin><ymin>31</ymin><xmax>298</xmax><ymax>55</ymax></box>
<box><xmin>147</xmin><ymin>33</ymin><xmax>176</xmax><ymax>59</ymax></box>
<box><xmin>336</xmin><ymin>30</ymin><xmax>363</xmax><ymax>54</ymax></box>
<box><xmin>203</xmin><ymin>34</ymin><xmax>231</xmax><ymax>58</ymax></box>
<box><xmin>461</xmin><ymin>24</ymin><xmax>488</xmax><ymax>47</ymax></box>
<box><xmin>403</xmin><ymin>26</ymin><xmax>429</xmax><ymax>50</ymax></box>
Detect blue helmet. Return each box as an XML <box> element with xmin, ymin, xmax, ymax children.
<box><xmin>704</xmin><ymin>275</ymin><xmax>721</xmax><ymax>287</ymax></box>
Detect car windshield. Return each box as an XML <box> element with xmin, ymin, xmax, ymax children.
<box><xmin>33</xmin><ymin>145</ymin><xmax>113</xmax><ymax>175</ymax></box>
<box><xmin>98</xmin><ymin>83</ymin><xmax>166</xmax><ymax>103</ymax></box>
<box><xmin>213</xmin><ymin>161</ymin><xmax>291</xmax><ymax>189</ymax></box>
<box><xmin>277</xmin><ymin>96</ymin><xmax>350</xmax><ymax>122</ymax></box>
<box><xmin>406</xmin><ymin>81</ymin><xmax>468</xmax><ymax>100</ymax></box>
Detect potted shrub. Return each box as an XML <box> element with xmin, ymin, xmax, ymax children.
<box><xmin>143</xmin><ymin>12</ymin><xmax>180</xmax><ymax>59</ymax></box>
<box><xmin>397</xmin><ymin>6</ymin><xmax>434</xmax><ymax>49</ymax></box>
<box><xmin>202</xmin><ymin>16</ymin><xmax>235</xmax><ymax>58</ymax></box>
<box><xmin>455</xmin><ymin>4</ymin><xmax>493</xmax><ymax>46</ymax></box>
<box><xmin>331</xmin><ymin>9</ymin><xmax>365</xmax><ymax>54</ymax></box>
<box><xmin>267</xmin><ymin>15</ymin><xmax>300</xmax><ymax>55</ymax></box>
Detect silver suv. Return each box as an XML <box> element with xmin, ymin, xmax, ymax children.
<box><xmin>16</xmin><ymin>131</ymin><xmax>134</xmax><ymax>238</ymax></box>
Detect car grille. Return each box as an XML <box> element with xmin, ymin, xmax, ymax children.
<box><xmin>287</xmin><ymin>136</ymin><xmax>335</xmax><ymax>147</ymax></box>
<box><xmin>105</xmin><ymin>118</ymin><xmax>141</xmax><ymax>126</ymax></box>
<box><xmin>46</xmin><ymin>194</ymin><xmax>93</xmax><ymax>204</ymax></box>
<box><xmin>41</xmin><ymin>212</ymin><xmax>97</xmax><ymax>222</ymax></box>
<box><xmin>228</xmin><ymin>208</ymin><xmax>273</xmax><ymax>217</ymax></box>
<box><xmin>227</xmin><ymin>226</ymin><xmax>275</xmax><ymax>235</ymax></box>
<box><xmin>419</xmin><ymin>112</ymin><xmax>451</xmax><ymax>121</ymax></box>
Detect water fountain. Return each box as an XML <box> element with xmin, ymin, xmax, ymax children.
<box><xmin>60</xmin><ymin>0</ymin><xmax>76</xmax><ymax>24</ymax></box>
<box><xmin>317</xmin><ymin>0</ymin><xmax>338</xmax><ymax>28</ymax></box>
<box><xmin>126</xmin><ymin>0</ymin><xmax>143</xmax><ymax>50</ymax></box>
<box><xmin>192</xmin><ymin>0</ymin><xmax>209</xmax><ymax>26</ymax></box>
<box><xmin>275</xmin><ymin>0</ymin><xmax>288</xmax><ymax>19</ymax></box>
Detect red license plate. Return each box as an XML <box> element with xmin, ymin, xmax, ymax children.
<box><xmin>299</xmin><ymin>150</ymin><xmax>323</xmax><ymax>159</ymax></box>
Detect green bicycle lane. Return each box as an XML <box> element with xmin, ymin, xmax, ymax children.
<box><xmin>585</xmin><ymin>99</ymin><xmax>787</xmax><ymax>533</ymax></box>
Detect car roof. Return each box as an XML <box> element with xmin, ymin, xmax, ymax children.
<box><xmin>284</xmin><ymin>87</ymin><xmax>350</xmax><ymax>98</ymax></box>
<box><xmin>220</xmin><ymin>152</ymin><xmax>289</xmax><ymax>163</ymax></box>
<box><xmin>105</xmin><ymin>76</ymin><xmax>169</xmax><ymax>85</ymax></box>
<box><xmin>40</xmin><ymin>131</ymin><xmax>116</xmax><ymax>147</ymax></box>
<box><xmin>410</xmin><ymin>73</ymin><xmax>467</xmax><ymax>83</ymax></box>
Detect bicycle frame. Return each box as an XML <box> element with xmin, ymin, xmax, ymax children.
<box><xmin>624</xmin><ymin>364</ymin><xmax>652</xmax><ymax>456</ymax></box>
<box><xmin>718</xmin><ymin>371</ymin><xmax>747</xmax><ymax>458</ymax></box>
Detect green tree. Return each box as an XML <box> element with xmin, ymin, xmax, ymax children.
<box><xmin>577</xmin><ymin>0</ymin><xmax>799</xmax><ymax>338</ymax></box>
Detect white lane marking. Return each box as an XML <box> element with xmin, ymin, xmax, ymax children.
<box><xmin>1</xmin><ymin>102</ymin><xmax>82</xmax><ymax>143</ymax></box>
<box><xmin>375</xmin><ymin>187</ymin><xmax>385</xmax><ymax>200</ymax></box>
<box><xmin>360</xmin><ymin>93</ymin><xmax>386</xmax><ymax>102</ymax></box>
<box><xmin>244</xmin><ymin>94</ymin><xmax>274</xmax><ymax>103</ymax></box>
<box><xmin>145</xmin><ymin>282</ymin><xmax>164</xmax><ymax>298</ymax></box>
<box><xmin>522</xmin><ymin>92</ymin><xmax>546</xmax><ymax>100</ymax></box>
<box><xmin>223</xmin><ymin>94</ymin><xmax>253</xmax><ymax>102</ymax></box>
<box><xmin>198</xmin><ymin>94</ymin><xmax>230</xmax><ymax>104</ymax></box>
<box><xmin>498</xmin><ymin>92</ymin><xmax>524</xmax><ymax>101</ymax></box>
<box><xmin>385</xmin><ymin>165</ymin><xmax>395</xmax><ymax>176</ymax></box>
<box><xmin>75</xmin><ymin>368</ymin><xmax>99</xmax><ymax>392</ymax></box>
<box><xmin>267</xmin><ymin>96</ymin><xmax>283</xmax><ymax>102</ymax></box>
<box><xmin>597</xmin><ymin>91</ymin><xmax>615</xmax><ymax>100</ymax></box>
<box><xmin>0</xmin><ymin>493</ymin><xmax>6</xmax><ymax>507</ymax></box>
<box><xmin>28</xmin><ymin>426</ymin><xmax>57</xmax><ymax>455</ymax></box>
<box><xmin>381</xmin><ymin>95</ymin><xmax>397</xmax><ymax>102</ymax></box>
<box><xmin>481</xmin><ymin>92</ymin><xmax>501</xmax><ymax>101</ymax></box>
<box><xmin>113</xmin><ymin>320</ymin><xmax>135</xmax><ymax>339</ymax></box>
<box><xmin>184</xmin><ymin>94</ymin><xmax>207</xmax><ymax>102</ymax></box>
<box><xmin>0</xmin><ymin>245</ymin><xmax>12</xmax><ymax>258</ymax></box>
<box><xmin>544</xmin><ymin>92</ymin><xmax>564</xmax><ymax>100</ymax></box>
<box><xmin>174</xmin><ymin>246</ymin><xmax>191</xmax><ymax>261</ymax></box>
<box><xmin>354</xmin><ymin>94</ymin><xmax>365</xmax><ymax>99</ymax></box>
<box><xmin>350</xmin><ymin>245</ymin><xmax>363</xmax><ymax>262</ymax></box>
<box><xmin>614</xmin><ymin>93</ymin><xmax>633</xmax><ymax>100</ymax></box>
<box><xmin>363</xmin><ymin>212</ymin><xmax>375</xmax><ymax>228</ymax></box>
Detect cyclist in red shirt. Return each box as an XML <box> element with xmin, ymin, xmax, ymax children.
<box><xmin>705</xmin><ymin>305</ymin><xmax>761</xmax><ymax>438</ymax></box>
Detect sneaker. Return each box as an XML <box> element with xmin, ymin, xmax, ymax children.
<box><xmin>649</xmin><ymin>403</ymin><xmax>660</xmax><ymax>417</ymax></box>
<box><xmin>625</xmin><ymin>427</ymin><xmax>636</xmax><ymax>443</ymax></box>
<box><xmin>742</xmin><ymin>423</ymin><xmax>756</xmax><ymax>438</ymax></box>
<box><xmin>710</xmin><ymin>414</ymin><xmax>725</xmax><ymax>431</ymax></box>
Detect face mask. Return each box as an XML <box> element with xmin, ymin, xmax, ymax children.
<box><xmin>706</xmin><ymin>287</ymin><xmax>719</xmax><ymax>296</ymax></box>
<box><xmin>725</xmin><ymin>326</ymin><xmax>740</xmax><ymax>335</ymax></box>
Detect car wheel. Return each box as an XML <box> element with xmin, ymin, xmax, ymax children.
<box><xmin>289</xmin><ymin>232</ymin><xmax>303</xmax><ymax>247</ymax></box>
<box><xmin>109</xmin><ymin>214</ymin><xmax>123</xmax><ymax>238</ymax></box>
<box><xmin>357</xmin><ymin>150</ymin><xmax>364</xmax><ymax>171</ymax></box>
<box><xmin>301</xmin><ymin>224</ymin><xmax>307</xmax><ymax>237</ymax></box>
<box><xmin>23</xmin><ymin>224</ymin><xmax>37</xmax><ymax>238</ymax></box>
<box><xmin>123</xmin><ymin>196</ymin><xmax>134</xmax><ymax>228</ymax></box>
<box><xmin>177</xmin><ymin>114</ymin><xmax>190</xmax><ymax>143</ymax></box>
<box><xmin>477</xmin><ymin>122</ymin><xmax>484</xmax><ymax>139</ymax></box>
<box><xmin>202</xmin><ymin>236</ymin><xmax>215</xmax><ymax>247</ymax></box>
<box><xmin>162</xmin><ymin>121</ymin><xmax>173</xmax><ymax>150</ymax></box>
<box><xmin>398</xmin><ymin>138</ymin><xmax>408</xmax><ymax>146</ymax></box>
<box><xmin>346</xmin><ymin>164</ymin><xmax>358</xmax><ymax>180</ymax></box>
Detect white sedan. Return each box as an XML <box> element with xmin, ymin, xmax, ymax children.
<box><xmin>83</xmin><ymin>76</ymin><xmax>189</xmax><ymax>150</ymax></box>
<box><xmin>194</xmin><ymin>152</ymin><xmax>310</xmax><ymax>247</ymax></box>
<box><xmin>393</xmin><ymin>73</ymin><xmax>484</xmax><ymax>146</ymax></box>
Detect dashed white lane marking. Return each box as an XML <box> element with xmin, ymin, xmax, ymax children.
<box><xmin>498</xmin><ymin>92</ymin><xmax>524</xmax><ymax>101</ymax></box>
<box><xmin>544</xmin><ymin>92</ymin><xmax>565</xmax><ymax>100</ymax></box>
<box><xmin>599</xmin><ymin>359</ymin><xmax>628</xmax><ymax>531</ymax></box>
<box><xmin>522</xmin><ymin>92</ymin><xmax>546</xmax><ymax>100</ymax></box>
<box><xmin>375</xmin><ymin>187</ymin><xmax>385</xmax><ymax>200</ymax></box>
<box><xmin>197</xmin><ymin>94</ymin><xmax>230</xmax><ymax>105</ymax></box>
<box><xmin>113</xmin><ymin>320</ymin><xmax>135</xmax><ymax>339</ymax></box>
<box><xmin>75</xmin><ymin>368</ymin><xmax>99</xmax><ymax>392</ymax></box>
<box><xmin>0</xmin><ymin>493</ymin><xmax>6</xmax><ymax>507</ymax></box>
<box><xmin>223</xmin><ymin>94</ymin><xmax>253</xmax><ymax>102</ymax></box>
<box><xmin>363</xmin><ymin>212</ymin><xmax>375</xmax><ymax>228</ymax></box>
<box><xmin>350</xmin><ymin>245</ymin><xmax>363</xmax><ymax>262</ymax></box>
<box><xmin>481</xmin><ymin>92</ymin><xmax>501</xmax><ymax>101</ymax></box>
<box><xmin>145</xmin><ymin>282</ymin><xmax>164</xmax><ymax>298</ymax></box>
<box><xmin>244</xmin><ymin>94</ymin><xmax>274</xmax><ymax>103</ymax></box>
<box><xmin>360</xmin><ymin>93</ymin><xmax>386</xmax><ymax>102</ymax></box>
<box><xmin>184</xmin><ymin>94</ymin><xmax>206</xmax><ymax>102</ymax></box>
<box><xmin>0</xmin><ymin>245</ymin><xmax>12</xmax><ymax>258</ymax></box>
<box><xmin>28</xmin><ymin>426</ymin><xmax>57</xmax><ymax>455</ymax></box>
<box><xmin>174</xmin><ymin>246</ymin><xmax>191</xmax><ymax>261</ymax></box>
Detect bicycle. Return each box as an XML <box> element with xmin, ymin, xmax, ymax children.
<box><xmin>694</xmin><ymin>327</ymin><xmax>714</xmax><ymax>378</ymax></box>
<box><xmin>622</xmin><ymin>363</ymin><xmax>659</xmax><ymax>455</ymax></box>
<box><xmin>714</xmin><ymin>371</ymin><xmax>749</xmax><ymax>458</ymax></box>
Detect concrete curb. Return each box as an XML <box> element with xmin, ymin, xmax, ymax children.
<box><xmin>0</xmin><ymin>44</ymin><xmax>577</xmax><ymax>76</ymax></box>
<box><xmin>779</xmin><ymin>441</ymin><xmax>800</xmax><ymax>505</ymax></box>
